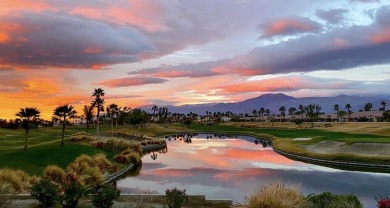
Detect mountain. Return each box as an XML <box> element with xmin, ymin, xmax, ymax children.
<box><xmin>139</xmin><ymin>93</ymin><xmax>390</xmax><ymax>115</ymax></box>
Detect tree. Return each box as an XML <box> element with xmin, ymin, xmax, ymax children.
<box><xmin>381</xmin><ymin>101</ymin><xmax>386</xmax><ymax>111</ymax></box>
<box><xmin>279</xmin><ymin>106</ymin><xmax>286</xmax><ymax>122</ymax></box>
<box><xmin>334</xmin><ymin>104</ymin><xmax>340</xmax><ymax>122</ymax></box>
<box><xmin>259</xmin><ymin>107</ymin><xmax>265</xmax><ymax>124</ymax></box>
<box><xmin>288</xmin><ymin>107</ymin><xmax>297</xmax><ymax>121</ymax></box>
<box><xmin>265</xmin><ymin>109</ymin><xmax>270</xmax><ymax>122</ymax></box>
<box><xmin>252</xmin><ymin>109</ymin><xmax>257</xmax><ymax>121</ymax></box>
<box><xmin>383</xmin><ymin>110</ymin><xmax>390</xmax><ymax>121</ymax></box>
<box><xmin>338</xmin><ymin>110</ymin><xmax>347</xmax><ymax>123</ymax></box>
<box><xmin>92</xmin><ymin>88</ymin><xmax>105</xmax><ymax>139</ymax></box>
<box><xmin>152</xmin><ymin>105</ymin><xmax>158</xmax><ymax>115</ymax></box>
<box><xmin>106</xmin><ymin>103</ymin><xmax>118</xmax><ymax>137</ymax></box>
<box><xmin>83</xmin><ymin>105</ymin><xmax>94</xmax><ymax>131</ymax></box>
<box><xmin>16</xmin><ymin>107</ymin><xmax>40</xmax><ymax>151</ymax></box>
<box><xmin>53</xmin><ymin>105</ymin><xmax>77</xmax><ymax>146</ymax></box>
<box><xmin>306</xmin><ymin>104</ymin><xmax>321</xmax><ymax>128</ymax></box>
<box><xmin>364</xmin><ymin>103</ymin><xmax>372</xmax><ymax>111</ymax></box>
<box><xmin>298</xmin><ymin>104</ymin><xmax>305</xmax><ymax>120</ymax></box>
<box><xmin>345</xmin><ymin>104</ymin><xmax>352</xmax><ymax>122</ymax></box>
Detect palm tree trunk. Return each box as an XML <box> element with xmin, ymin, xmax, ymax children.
<box><xmin>111</xmin><ymin>113</ymin><xmax>114</xmax><ymax>137</ymax></box>
<box><xmin>61</xmin><ymin>116</ymin><xmax>66</xmax><ymax>146</ymax></box>
<box><xmin>97</xmin><ymin>108</ymin><xmax>100</xmax><ymax>139</ymax></box>
<box><xmin>24</xmin><ymin>130</ymin><xmax>28</xmax><ymax>151</ymax></box>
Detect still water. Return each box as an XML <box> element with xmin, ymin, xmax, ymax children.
<box><xmin>118</xmin><ymin>134</ymin><xmax>390</xmax><ymax>207</ymax></box>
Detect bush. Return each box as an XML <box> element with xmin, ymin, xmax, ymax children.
<box><xmin>165</xmin><ymin>187</ymin><xmax>188</xmax><ymax>208</ymax></box>
<box><xmin>245</xmin><ymin>182</ymin><xmax>307</xmax><ymax>208</ymax></box>
<box><xmin>58</xmin><ymin>183</ymin><xmax>85</xmax><ymax>208</ymax></box>
<box><xmin>31</xmin><ymin>179</ymin><xmax>59</xmax><ymax>208</ymax></box>
<box><xmin>114</xmin><ymin>151</ymin><xmax>141</xmax><ymax>165</ymax></box>
<box><xmin>376</xmin><ymin>196</ymin><xmax>390</xmax><ymax>208</ymax></box>
<box><xmin>0</xmin><ymin>168</ymin><xmax>31</xmax><ymax>193</ymax></box>
<box><xmin>0</xmin><ymin>184</ymin><xmax>16</xmax><ymax>208</ymax></box>
<box><xmin>91</xmin><ymin>185</ymin><xmax>120</xmax><ymax>208</ymax></box>
<box><xmin>307</xmin><ymin>192</ymin><xmax>363</xmax><ymax>208</ymax></box>
<box><xmin>44</xmin><ymin>165</ymin><xmax>66</xmax><ymax>186</ymax></box>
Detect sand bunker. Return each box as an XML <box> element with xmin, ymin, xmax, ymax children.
<box><xmin>293</xmin><ymin>138</ymin><xmax>312</xmax><ymax>141</ymax></box>
<box><xmin>305</xmin><ymin>141</ymin><xmax>390</xmax><ymax>157</ymax></box>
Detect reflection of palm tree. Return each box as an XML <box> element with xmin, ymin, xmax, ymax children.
<box><xmin>151</xmin><ymin>152</ymin><xmax>158</xmax><ymax>160</ymax></box>
<box><xmin>16</xmin><ymin>107</ymin><xmax>40</xmax><ymax>151</ymax></box>
<box><xmin>53</xmin><ymin>104</ymin><xmax>77</xmax><ymax>146</ymax></box>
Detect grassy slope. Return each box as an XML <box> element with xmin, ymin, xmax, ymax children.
<box><xmin>0</xmin><ymin>126</ymin><xmax>114</xmax><ymax>175</ymax></box>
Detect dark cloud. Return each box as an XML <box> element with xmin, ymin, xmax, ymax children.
<box><xmin>258</xmin><ymin>16</ymin><xmax>322</xmax><ymax>39</ymax></box>
<box><xmin>99</xmin><ymin>76</ymin><xmax>167</xmax><ymax>88</ymax></box>
<box><xmin>0</xmin><ymin>12</ymin><xmax>155</xmax><ymax>69</ymax></box>
<box><xmin>316</xmin><ymin>9</ymin><xmax>348</xmax><ymax>24</ymax></box>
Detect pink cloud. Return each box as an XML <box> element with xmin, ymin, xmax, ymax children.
<box><xmin>369</xmin><ymin>28</ymin><xmax>390</xmax><ymax>44</ymax></box>
<box><xmin>259</xmin><ymin>17</ymin><xmax>321</xmax><ymax>39</ymax></box>
<box><xmin>99</xmin><ymin>76</ymin><xmax>167</xmax><ymax>88</ymax></box>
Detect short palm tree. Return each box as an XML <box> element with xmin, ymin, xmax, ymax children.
<box><xmin>334</xmin><ymin>104</ymin><xmax>340</xmax><ymax>122</ymax></box>
<box><xmin>381</xmin><ymin>101</ymin><xmax>386</xmax><ymax>111</ymax></box>
<box><xmin>83</xmin><ymin>105</ymin><xmax>94</xmax><ymax>131</ymax></box>
<box><xmin>16</xmin><ymin>107</ymin><xmax>40</xmax><ymax>151</ymax></box>
<box><xmin>107</xmin><ymin>103</ymin><xmax>119</xmax><ymax>137</ymax></box>
<box><xmin>92</xmin><ymin>88</ymin><xmax>105</xmax><ymax>139</ymax></box>
<box><xmin>259</xmin><ymin>107</ymin><xmax>265</xmax><ymax>124</ymax></box>
<box><xmin>53</xmin><ymin>104</ymin><xmax>77</xmax><ymax>146</ymax></box>
<box><xmin>279</xmin><ymin>106</ymin><xmax>286</xmax><ymax>122</ymax></box>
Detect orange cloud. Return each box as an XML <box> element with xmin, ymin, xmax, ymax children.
<box><xmin>222</xmin><ymin>77</ymin><xmax>302</xmax><ymax>94</ymax></box>
<box><xmin>260</xmin><ymin>18</ymin><xmax>321</xmax><ymax>39</ymax></box>
<box><xmin>150</xmin><ymin>169</ymin><xmax>193</xmax><ymax>177</ymax></box>
<box><xmin>214</xmin><ymin>168</ymin><xmax>270</xmax><ymax>181</ymax></box>
<box><xmin>369</xmin><ymin>28</ymin><xmax>390</xmax><ymax>44</ymax></box>
<box><xmin>99</xmin><ymin>77</ymin><xmax>167</xmax><ymax>88</ymax></box>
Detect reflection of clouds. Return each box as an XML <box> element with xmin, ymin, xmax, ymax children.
<box><xmin>119</xmin><ymin>135</ymin><xmax>390</xmax><ymax>206</ymax></box>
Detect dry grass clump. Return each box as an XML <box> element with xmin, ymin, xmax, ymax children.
<box><xmin>245</xmin><ymin>182</ymin><xmax>307</xmax><ymax>208</ymax></box>
<box><xmin>0</xmin><ymin>168</ymin><xmax>35</xmax><ymax>193</ymax></box>
<box><xmin>43</xmin><ymin>165</ymin><xmax>66</xmax><ymax>186</ymax></box>
<box><xmin>66</xmin><ymin>132</ymin><xmax>96</xmax><ymax>142</ymax></box>
<box><xmin>101</xmin><ymin>138</ymin><xmax>142</xmax><ymax>154</ymax></box>
<box><xmin>114</xmin><ymin>150</ymin><xmax>141</xmax><ymax>165</ymax></box>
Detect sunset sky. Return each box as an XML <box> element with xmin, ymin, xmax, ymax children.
<box><xmin>1</xmin><ymin>0</ymin><xmax>390</xmax><ymax>119</ymax></box>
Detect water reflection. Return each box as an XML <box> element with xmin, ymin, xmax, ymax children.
<box><xmin>118</xmin><ymin>134</ymin><xmax>390</xmax><ymax>207</ymax></box>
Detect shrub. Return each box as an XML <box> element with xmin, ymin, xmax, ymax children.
<box><xmin>0</xmin><ymin>184</ymin><xmax>16</xmax><ymax>208</ymax></box>
<box><xmin>31</xmin><ymin>179</ymin><xmax>59</xmax><ymax>208</ymax></box>
<box><xmin>114</xmin><ymin>151</ymin><xmax>141</xmax><ymax>165</ymax></box>
<box><xmin>245</xmin><ymin>182</ymin><xmax>307</xmax><ymax>208</ymax></box>
<box><xmin>0</xmin><ymin>168</ymin><xmax>31</xmax><ymax>193</ymax></box>
<box><xmin>58</xmin><ymin>183</ymin><xmax>85</xmax><ymax>208</ymax></box>
<box><xmin>307</xmin><ymin>192</ymin><xmax>363</xmax><ymax>208</ymax></box>
<box><xmin>376</xmin><ymin>196</ymin><xmax>390</xmax><ymax>208</ymax></box>
<box><xmin>91</xmin><ymin>185</ymin><xmax>120</xmax><ymax>208</ymax></box>
<box><xmin>44</xmin><ymin>165</ymin><xmax>66</xmax><ymax>186</ymax></box>
<box><xmin>165</xmin><ymin>187</ymin><xmax>188</xmax><ymax>208</ymax></box>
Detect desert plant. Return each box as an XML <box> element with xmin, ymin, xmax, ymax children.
<box><xmin>91</xmin><ymin>185</ymin><xmax>120</xmax><ymax>208</ymax></box>
<box><xmin>0</xmin><ymin>168</ymin><xmax>31</xmax><ymax>193</ymax></box>
<box><xmin>165</xmin><ymin>187</ymin><xmax>188</xmax><ymax>208</ymax></box>
<box><xmin>0</xmin><ymin>184</ymin><xmax>16</xmax><ymax>208</ymax></box>
<box><xmin>59</xmin><ymin>183</ymin><xmax>85</xmax><ymax>208</ymax></box>
<box><xmin>245</xmin><ymin>182</ymin><xmax>307</xmax><ymax>208</ymax></box>
<box><xmin>307</xmin><ymin>192</ymin><xmax>363</xmax><ymax>208</ymax></box>
<box><xmin>44</xmin><ymin>165</ymin><xmax>66</xmax><ymax>186</ymax></box>
<box><xmin>31</xmin><ymin>179</ymin><xmax>59</xmax><ymax>208</ymax></box>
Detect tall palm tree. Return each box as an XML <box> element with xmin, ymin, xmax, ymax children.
<box><xmin>279</xmin><ymin>106</ymin><xmax>286</xmax><ymax>122</ymax></box>
<box><xmin>288</xmin><ymin>107</ymin><xmax>297</xmax><ymax>121</ymax></box>
<box><xmin>92</xmin><ymin>88</ymin><xmax>105</xmax><ymax>139</ymax></box>
<box><xmin>298</xmin><ymin>104</ymin><xmax>305</xmax><ymax>120</ymax></box>
<box><xmin>107</xmin><ymin>103</ymin><xmax>119</xmax><ymax>137</ymax></box>
<box><xmin>83</xmin><ymin>105</ymin><xmax>94</xmax><ymax>131</ymax></box>
<box><xmin>381</xmin><ymin>101</ymin><xmax>386</xmax><ymax>111</ymax></box>
<box><xmin>252</xmin><ymin>109</ymin><xmax>257</xmax><ymax>120</ymax></box>
<box><xmin>345</xmin><ymin>104</ymin><xmax>352</xmax><ymax>122</ymax></box>
<box><xmin>152</xmin><ymin>105</ymin><xmax>158</xmax><ymax>115</ymax></box>
<box><xmin>334</xmin><ymin>104</ymin><xmax>340</xmax><ymax>122</ymax></box>
<box><xmin>259</xmin><ymin>107</ymin><xmax>265</xmax><ymax>124</ymax></box>
<box><xmin>53</xmin><ymin>105</ymin><xmax>77</xmax><ymax>146</ymax></box>
<box><xmin>16</xmin><ymin>107</ymin><xmax>40</xmax><ymax>151</ymax></box>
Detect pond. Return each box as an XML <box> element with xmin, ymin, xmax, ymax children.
<box><xmin>117</xmin><ymin>134</ymin><xmax>390</xmax><ymax>207</ymax></box>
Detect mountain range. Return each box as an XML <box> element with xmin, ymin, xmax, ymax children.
<box><xmin>140</xmin><ymin>93</ymin><xmax>390</xmax><ymax>115</ymax></box>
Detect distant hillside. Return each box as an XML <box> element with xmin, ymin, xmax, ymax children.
<box><xmin>139</xmin><ymin>93</ymin><xmax>390</xmax><ymax>115</ymax></box>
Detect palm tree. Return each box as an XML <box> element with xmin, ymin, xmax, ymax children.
<box><xmin>279</xmin><ymin>106</ymin><xmax>286</xmax><ymax>122</ymax></box>
<box><xmin>16</xmin><ymin>107</ymin><xmax>40</xmax><ymax>151</ymax></box>
<box><xmin>92</xmin><ymin>88</ymin><xmax>105</xmax><ymax>139</ymax></box>
<box><xmin>334</xmin><ymin>104</ymin><xmax>340</xmax><ymax>122</ymax></box>
<box><xmin>298</xmin><ymin>104</ymin><xmax>305</xmax><ymax>120</ymax></box>
<box><xmin>265</xmin><ymin>109</ymin><xmax>270</xmax><ymax>122</ymax></box>
<box><xmin>288</xmin><ymin>107</ymin><xmax>297</xmax><ymax>121</ymax></box>
<box><xmin>345</xmin><ymin>104</ymin><xmax>352</xmax><ymax>122</ymax></box>
<box><xmin>152</xmin><ymin>105</ymin><xmax>158</xmax><ymax>115</ymax></box>
<box><xmin>53</xmin><ymin>105</ymin><xmax>77</xmax><ymax>146</ymax></box>
<box><xmin>306</xmin><ymin>104</ymin><xmax>321</xmax><ymax>127</ymax></box>
<box><xmin>364</xmin><ymin>103</ymin><xmax>372</xmax><ymax>111</ymax></box>
<box><xmin>259</xmin><ymin>107</ymin><xmax>265</xmax><ymax>124</ymax></box>
<box><xmin>106</xmin><ymin>103</ymin><xmax>118</xmax><ymax>137</ymax></box>
<box><xmin>252</xmin><ymin>109</ymin><xmax>257</xmax><ymax>121</ymax></box>
<box><xmin>83</xmin><ymin>105</ymin><xmax>94</xmax><ymax>131</ymax></box>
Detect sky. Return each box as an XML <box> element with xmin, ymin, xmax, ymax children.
<box><xmin>1</xmin><ymin>0</ymin><xmax>390</xmax><ymax>119</ymax></box>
